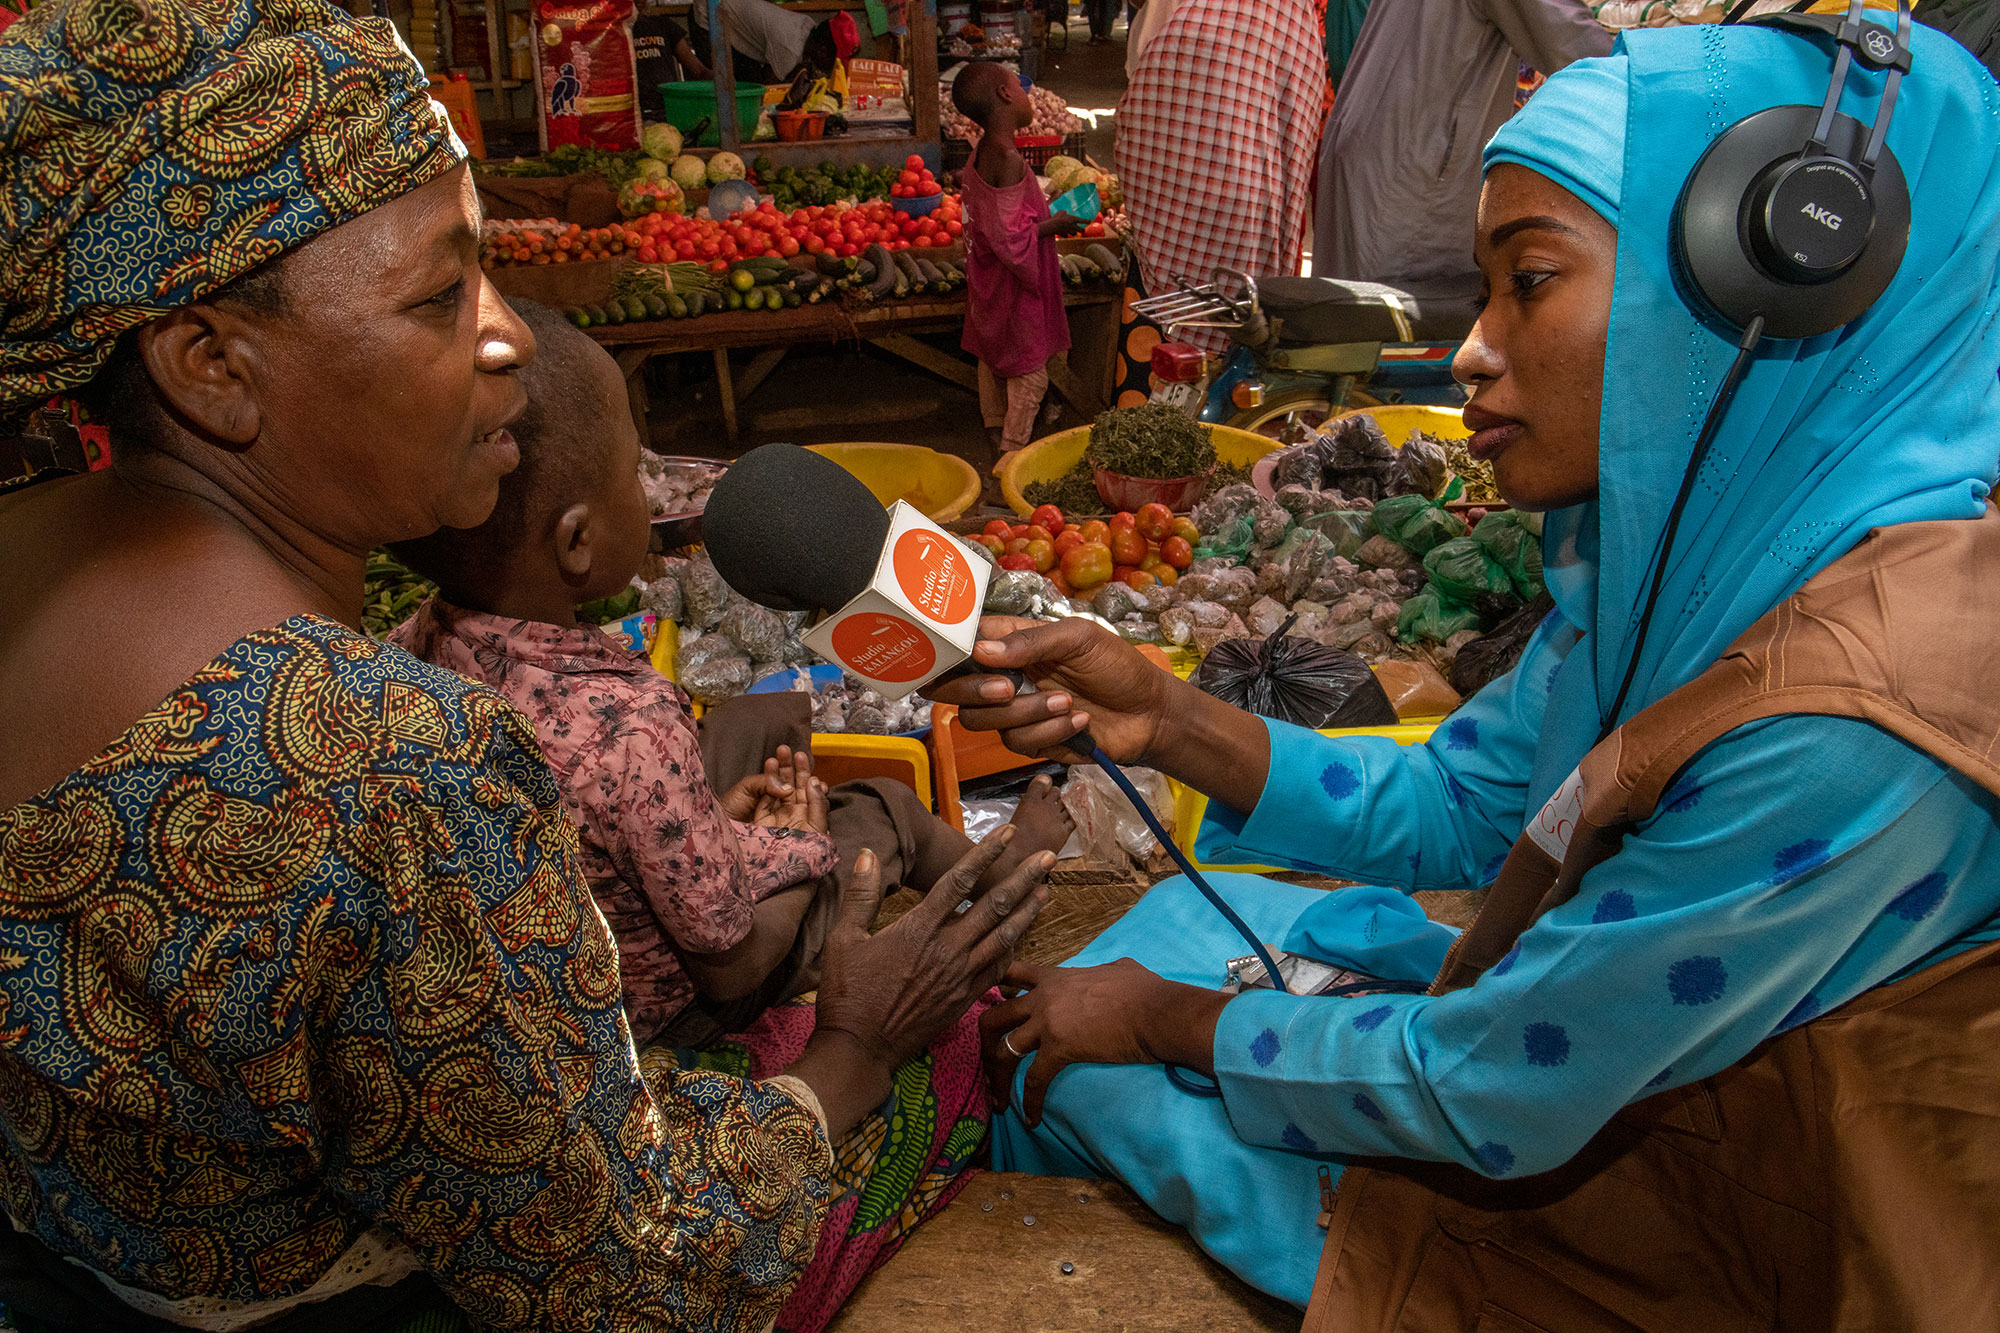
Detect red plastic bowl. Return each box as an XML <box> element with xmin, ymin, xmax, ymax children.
<box><xmin>1093</xmin><ymin>467</ymin><xmax>1209</xmax><ymax>512</ymax></box>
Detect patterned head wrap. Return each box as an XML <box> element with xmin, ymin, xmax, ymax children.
<box><xmin>0</xmin><ymin>0</ymin><xmax>466</xmax><ymax>422</ymax></box>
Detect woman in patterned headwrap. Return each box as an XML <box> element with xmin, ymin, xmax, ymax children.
<box><xmin>0</xmin><ymin>2</ymin><xmax>1048</xmax><ymax>1331</ymax></box>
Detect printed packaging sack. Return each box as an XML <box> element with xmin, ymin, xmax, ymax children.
<box><xmin>535</xmin><ymin>0</ymin><xmax>641</xmax><ymax>152</ymax></box>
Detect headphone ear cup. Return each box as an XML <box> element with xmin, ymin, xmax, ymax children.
<box><xmin>1672</xmin><ymin>104</ymin><xmax>1910</xmax><ymax>340</ymax></box>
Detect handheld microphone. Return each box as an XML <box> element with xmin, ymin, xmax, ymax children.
<box><xmin>701</xmin><ymin>443</ymin><xmax>1291</xmax><ymax>996</ymax></box>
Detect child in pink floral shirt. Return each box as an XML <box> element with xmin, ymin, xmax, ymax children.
<box><xmin>392</xmin><ymin>302</ymin><xmax>1071</xmax><ymax>1047</ymax></box>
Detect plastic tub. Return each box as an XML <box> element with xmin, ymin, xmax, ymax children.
<box><xmin>892</xmin><ymin>192</ymin><xmax>944</xmax><ymax>217</ymax></box>
<box><xmin>998</xmin><ymin>423</ymin><xmax>1277</xmax><ymax>517</ymax></box>
<box><xmin>806</xmin><ymin>442</ymin><xmax>981</xmax><ymax>522</ymax></box>
<box><xmin>1249</xmin><ymin>404</ymin><xmax>1472</xmax><ymax>499</ymax></box>
<box><xmin>657</xmin><ymin>81</ymin><xmax>766</xmax><ymax>146</ymax></box>
<box><xmin>1093</xmin><ymin>467</ymin><xmax>1206</xmax><ymax>512</ymax></box>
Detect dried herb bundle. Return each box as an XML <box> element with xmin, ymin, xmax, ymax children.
<box><xmin>1085</xmin><ymin>404</ymin><xmax>1217</xmax><ymax>479</ymax></box>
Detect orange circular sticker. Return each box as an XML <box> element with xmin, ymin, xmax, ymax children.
<box><xmin>892</xmin><ymin>529</ymin><xmax>977</xmax><ymax>626</ymax></box>
<box><xmin>829</xmin><ymin>612</ymin><xmax>938</xmax><ymax>684</ymax></box>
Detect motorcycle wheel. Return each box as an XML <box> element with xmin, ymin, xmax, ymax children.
<box><xmin>1228</xmin><ymin>387</ymin><xmax>1381</xmax><ymax>439</ymax></box>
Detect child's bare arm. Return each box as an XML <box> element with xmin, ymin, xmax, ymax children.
<box><xmin>1039</xmin><ymin>211</ymin><xmax>1083</xmax><ymax>238</ymax></box>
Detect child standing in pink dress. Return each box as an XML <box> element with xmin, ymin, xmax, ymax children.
<box><xmin>953</xmin><ymin>62</ymin><xmax>1081</xmax><ymax>468</ymax></box>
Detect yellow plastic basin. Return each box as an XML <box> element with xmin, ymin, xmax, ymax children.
<box><xmin>1329</xmin><ymin>403</ymin><xmax>1472</xmax><ymax>446</ymax></box>
<box><xmin>997</xmin><ymin>423</ymin><xmax>1279</xmax><ymax>517</ymax></box>
<box><xmin>806</xmin><ymin>442</ymin><xmax>981</xmax><ymax>523</ymax></box>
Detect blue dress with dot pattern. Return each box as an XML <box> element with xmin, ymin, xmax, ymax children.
<box><xmin>992</xmin><ymin>619</ymin><xmax>2000</xmax><ymax>1305</ymax></box>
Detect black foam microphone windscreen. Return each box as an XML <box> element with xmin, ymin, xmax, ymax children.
<box><xmin>702</xmin><ymin>443</ymin><xmax>892</xmax><ymax>613</ymax></box>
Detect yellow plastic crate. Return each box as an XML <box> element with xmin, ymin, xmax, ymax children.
<box><xmin>810</xmin><ymin>732</ymin><xmax>934</xmax><ymax>811</ymax></box>
<box><xmin>1168</xmin><ymin>721</ymin><xmax>1436</xmax><ymax>873</ymax></box>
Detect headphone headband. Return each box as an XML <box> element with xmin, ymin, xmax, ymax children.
<box><xmin>1671</xmin><ymin>0</ymin><xmax>1913</xmax><ymax>340</ymax></box>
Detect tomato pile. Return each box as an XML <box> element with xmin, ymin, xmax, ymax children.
<box><xmin>482</xmin><ymin>220</ymin><xmax>648</xmax><ymax>268</ymax></box>
<box><xmin>892</xmin><ymin>154</ymin><xmax>945</xmax><ymax>200</ymax></box>
<box><xmin>977</xmin><ymin>503</ymin><xmax>1197</xmax><ymax>597</ymax></box>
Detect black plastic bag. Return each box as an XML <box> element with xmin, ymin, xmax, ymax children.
<box><xmin>1450</xmin><ymin>592</ymin><xmax>1556</xmax><ymax>697</ymax></box>
<box><xmin>1190</xmin><ymin>615</ymin><xmax>1398</xmax><ymax>728</ymax></box>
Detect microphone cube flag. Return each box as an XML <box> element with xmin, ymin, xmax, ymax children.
<box><xmin>799</xmin><ymin>501</ymin><xmax>992</xmax><ymax>698</ymax></box>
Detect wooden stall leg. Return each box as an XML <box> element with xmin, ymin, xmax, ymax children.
<box><xmin>869</xmin><ymin>334</ymin><xmax>978</xmax><ymax>392</ymax></box>
<box><xmin>616</xmin><ymin>348</ymin><xmax>653</xmax><ymax>443</ymax></box>
<box><xmin>734</xmin><ymin>345</ymin><xmax>791</xmax><ymax>403</ymax></box>
<box><xmin>713</xmin><ymin>347</ymin><xmax>739</xmax><ymax>447</ymax></box>
<box><xmin>1064</xmin><ymin>297</ymin><xmax>1120</xmax><ymax>414</ymax></box>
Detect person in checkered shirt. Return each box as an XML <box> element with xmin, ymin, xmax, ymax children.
<box><xmin>1116</xmin><ymin>0</ymin><xmax>1325</xmax><ymax>352</ymax></box>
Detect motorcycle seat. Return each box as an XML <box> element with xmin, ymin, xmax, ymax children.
<box><xmin>1257</xmin><ymin>277</ymin><xmax>1479</xmax><ymax>345</ymax></box>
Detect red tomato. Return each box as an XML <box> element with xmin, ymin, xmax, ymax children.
<box><xmin>1052</xmin><ymin>530</ymin><xmax>1084</xmax><ymax>558</ymax></box>
<box><xmin>1134</xmin><ymin>502</ymin><xmax>1174</xmax><ymax>541</ymax></box>
<box><xmin>997</xmin><ymin>553</ymin><xmax>1037</xmax><ymax>571</ymax></box>
<box><xmin>1008</xmin><ymin>524</ymin><xmax>1030</xmax><ymax>540</ymax></box>
<box><xmin>921</xmin><ymin>182</ymin><xmax>943</xmax><ymax>198</ymax></box>
<box><xmin>778</xmin><ymin>237</ymin><xmax>799</xmax><ymax>256</ymax></box>
<box><xmin>1076</xmin><ymin>519</ymin><xmax>1110</xmax><ymax>544</ymax></box>
<box><xmin>945</xmin><ymin>220</ymin><xmax>963</xmax><ymax>237</ymax></box>
<box><xmin>975</xmin><ymin>534</ymin><xmax>1005</xmax><ymax>556</ymax></box>
<box><xmin>1170</xmin><ymin>516</ymin><xmax>1201</xmax><ymax>544</ymax></box>
<box><xmin>1003</xmin><ymin>537</ymin><xmax>1032</xmax><ymax>556</ymax></box>
<box><xmin>1023</xmin><ymin>524</ymin><xmax>1054</xmax><ymax>544</ymax></box>
<box><xmin>906</xmin><ymin>153</ymin><xmax>925</xmax><ymax>169</ymax></box>
<box><xmin>1061</xmin><ymin>543</ymin><xmax>1114</xmax><ymax>590</ymax></box>
<box><xmin>898</xmin><ymin>169</ymin><xmax>921</xmax><ymax>188</ymax></box>
<box><xmin>983</xmin><ymin>518</ymin><xmax>1013</xmax><ymax>537</ymax></box>
<box><xmin>1025</xmin><ymin>538</ymin><xmax>1056</xmax><ymax>573</ymax></box>
<box><xmin>1122</xmin><ymin>567</ymin><xmax>1158</xmax><ymax>589</ymax></box>
<box><xmin>1111</xmin><ymin>564</ymin><xmax>1139</xmax><ymax>584</ymax></box>
<box><xmin>1084</xmin><ymin>221</ymin><xmax>1106</xmax><ymax>236</ymax></box>
<box><xmin>1109</xmin><ymin>528</ymin><xmax>1148</xmax><ymax>566</ymax></box>
<box><xmin>638</xmin><ymin>245</ymin><xmax>658</xmax><ymax>262</ymax></box>
<box><xmin>1030</xmin><ymin>504</ymin><xmax>1066</xmax><ymax>535</ymax></box>
<box><xmin>1048</xmin><ymin>570</ymin><xmax>1073</xmax><ymax>598</ymax></box>
<box><xmin>1153</xmin><ymin>566</ymin><xmax>1179</xmax><ymax>586</ymax></box>
<box><xmin>1107</xmin><ymin>510</ymin><xmax>1137</xmax><ymax>532</ymax></box>
<box><xmin>1159</xmin><ymin>536</ymin><xmax>1195</xmax><ymax>569</ymax></box>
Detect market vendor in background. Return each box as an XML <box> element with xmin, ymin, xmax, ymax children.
<box><xmin>689</xmin><ymin>0</ymin><xmax>858</xmax><ymax>86</ymax></box>
<box><xmin>1312</xmin><ymin>0</ymin><xmax>1608</xmax><ymax>339</ymax></box>
<box><xmin>1116</xmin><ymin>0</ymin><xmax>1324</xmax><ymax>353</ymax></box>
<box><xmin>635</xmin><ymin>11</ymin><xmax>712</xmax><ymax>97</ymax></box>
<box><xmin>932</xmin><ymin>15</ymin><xmax>2000</xmax><ymax>1325</ymax></box>
<box><xmin>0</xmin><ymin>2</ymin><xmax>1043</xmax><ymax>1331</ymax></box>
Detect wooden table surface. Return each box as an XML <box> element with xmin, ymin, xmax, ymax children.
<box><xmin>590</xmin><ymin>288</ymin><xmax>1124</xmax><ymax>444</ymax></box>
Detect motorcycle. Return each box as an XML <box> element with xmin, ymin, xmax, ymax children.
<box><xmin>1133</xmin><ymin>269</ymin><xmax>1473</xmax><ymax>441</ymax></box>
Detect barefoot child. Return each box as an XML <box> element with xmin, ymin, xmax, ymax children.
<box><xmin>953</xmin><ymin>61</ymin><xmax>1080</xmax><ymax>469</ymax></box>
<box><xmin>391</xmin><ymin>300</ymin><xmax>1073</xmax><ymax>1051</ymax></box>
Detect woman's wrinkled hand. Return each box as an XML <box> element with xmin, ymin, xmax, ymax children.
<box><xmin>920</xmin><ymin>615</ymin><xmax>1174</xmax><ymax>765</ymax></box>
<box><xmin>980</xmin><ymin>958</ymin><xmax>1231</xmax><ymax>1125</ymax></box>
<box><xmin>814</xmin><ymin>828</ymin><xmax>1054</xmax><ymax>1070</ymax></box>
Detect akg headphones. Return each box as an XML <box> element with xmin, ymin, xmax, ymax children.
<box><xmin>1671</xmin><ymin>0</ymin><xmax>1913</xmax><ymax>341</ymax></box>
<box><xmin>1600</xmin><ymin>0</ymin><xmax>1917</xmax><ymax>741</ymax></box>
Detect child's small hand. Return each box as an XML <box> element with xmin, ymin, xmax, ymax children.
<box><xmin>726</xmin><ymin>745</ymin><xmax>830</xmax><ymax>834</ymax></box>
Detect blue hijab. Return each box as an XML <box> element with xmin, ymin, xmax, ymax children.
<box><xmin>1482</xmin><ymin>20</ymin><xmax>2000</xmax><ymax>801</ymax></box>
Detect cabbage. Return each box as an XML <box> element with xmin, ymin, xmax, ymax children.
<box><xmin>670</xmin><ymin>154</ymin><xmax>709</xmax><ymax>191</ymax></box>
<box><xmin>1043</xmin><ymin>154</ymin><xmax>1083</xmax><ymax>190</ymax></box>
<box><xmin>641</xmin><ymin>121</ymin><xmax>683</xmax><ymax>162</ymax></box>
<box><xmin>635</xmin><ymin>156</ymin><xmax>671</xmax><ymax>182</ymax></box>
<box><xmin>706</xmin><ymin>151</ymin><xmax>747</xmax><ymax>184</ymax></box>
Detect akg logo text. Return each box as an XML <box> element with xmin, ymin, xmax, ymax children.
<box><xmin>1801</xmin><ymin>202</ymin><xmax>1842</xmax><ymax>231</ymax></box>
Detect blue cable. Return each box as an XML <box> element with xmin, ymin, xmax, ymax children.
<box><xmin>1087</xmin><ymin>746</ymin><xmax>1290</xmax><ymax>995</ymax></box>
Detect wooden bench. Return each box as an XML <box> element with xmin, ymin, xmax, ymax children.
<box><xmin>827</xmin><ymin>1173</ymin><xmax>1299</xmax><ymax>1332</ymax></box>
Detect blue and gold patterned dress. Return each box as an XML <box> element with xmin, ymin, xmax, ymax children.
<box><xmin>0</xmin><ymin>615</ymin><xmax>831</xmax><ymax>1331</ymax></box>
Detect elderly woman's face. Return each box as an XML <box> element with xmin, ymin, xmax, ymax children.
<box><xmin>226</xmin><ymin>165</ymin><xmax>533</xmax><ymax>541</ymax></box>
<box><xmin>1453</xmin><ymin>164</ymin><xmax>1617</xmax><ymax>512</ymax></box>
